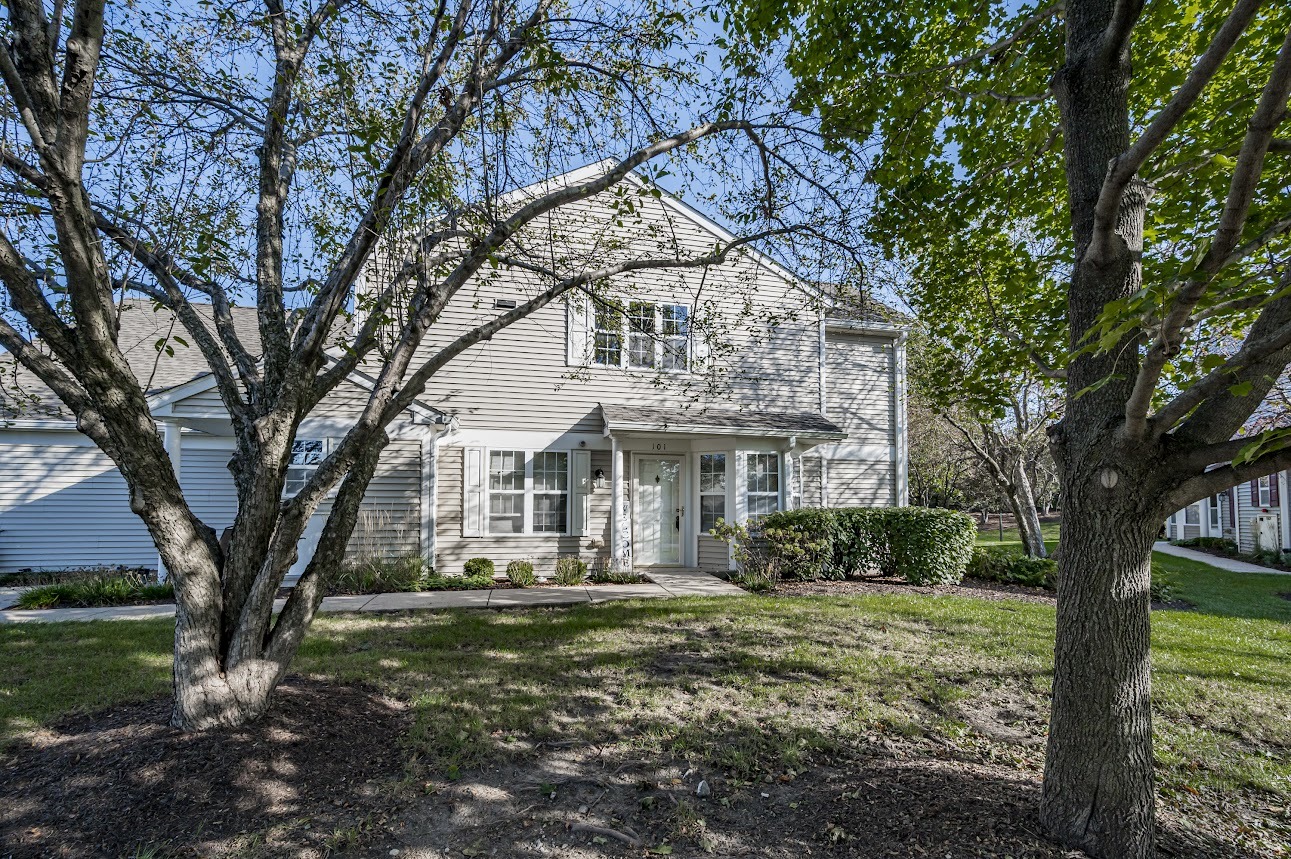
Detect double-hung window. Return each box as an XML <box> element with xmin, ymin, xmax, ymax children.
<box><xmin>1184</xmin><ymin>503</ymin><xmax>1200</xmax><ymax>525</ymax></box>
<box><xmin>487</xmin><ymin>450</ymin><xmax>570</xmax><ymax>535</ymax></box>
<box><xmin>1210</xmin><ymin>494</ymin><xmax>1222</xmax><ymax>530</ymax></box>
<box><xmin>1259</xmin><ymin>475</ymin><xmax>1272</xmax><ymax>507</ymax></box>
<box><xmin>284</xmin><ymin>439</ymin><xmax>325</xmax><ymax>496</ymax></box>
<box><xmin>699</xmin><ymin>453</ymin><xmax>727</xmax><ymax>532</ymax></box>
<box><xmin>745</xmin><ymin>453</ymin><xmax>780</xmax><ymax>522</ymax></box>
<box><xmin>532</xmin><ymin>452</ymin><xmax>569</xmax><ymax>533</ymax></box>
<box><xmin>590</xmin><ymin>300</ymin><xmax>689</xmax><ymax>372</ymax></box>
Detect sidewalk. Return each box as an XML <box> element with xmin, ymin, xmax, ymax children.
<box><xmin>1153</xmin><ymin>541</ymin><xmax>1291</xmax><ymax>575</ymax></box>
<box><xmin>0</xmin><ymin>568</ymin><xmax>746</xmax><ymax>624</ymax></box>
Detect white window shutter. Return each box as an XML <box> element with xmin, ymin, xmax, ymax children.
<box><xmin>462</xmin><ymin>447</ymin><xmax>486</xmax><ymax>537</ymax></box>
<box><xmin>566</xmin><ymin>296</ymin><xmax>590</xmax><ymax>366</ymax></box>
<box><xmin>691</xmin><ymin>312</ymin><xmax>710</xmax><ymax>371</ymax></box>
<box><xmin>570</xmin><ymin>449</ymin><xmax>592</xmax><ymax>536</ymax></box>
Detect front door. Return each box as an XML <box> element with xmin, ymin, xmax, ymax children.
<box><xmin>635</xmin><ymin>457</ymin><xmax>682</xmax><ymax>565</ymax></box>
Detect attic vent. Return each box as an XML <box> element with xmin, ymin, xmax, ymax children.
<box><xmin>494</xmin><ymin>298</ymin><xmax>518</xmax><ymax>310</ymax></box>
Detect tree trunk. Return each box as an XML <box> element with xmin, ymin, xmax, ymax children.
<box><xmin>1012</xmin><ymin>461</ymin><xmax>1048</xmax><ymax>558</ymax></box>
<box><xmin>1041</xmin><ymin>473</ymin><xmax>1158</xmax><ymax>857</ymax></box>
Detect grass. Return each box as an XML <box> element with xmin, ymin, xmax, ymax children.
<box><xmin>2</xmin><ymin>543</ymin><xmax>1288</xmax><ymax>853</ymax></box>
<box><xmin>974</xmin><ymin>519</ymin><xmax>1062</xmax><ymax>550</ymax></box>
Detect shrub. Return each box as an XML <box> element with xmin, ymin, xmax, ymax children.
<box><xmin>328</xmin><ymin>555</ymin><xmax>426</xmax><ymax>594</ymax></box>
<box><xmin>552</xmin><ymin>555</ymin><xmax>588</xmax><ymax>586</ymax></box>
<box><xmin>15</xmin><ymin>571</ymin><xmax>173</xmax><ymax>609</ymax></box>
<box><xmin>506</xmin><ymin>559</ymin><xmax>537</xmax><ymax>588</ymax></box>
<box><xmin>968</xmin><ymin>546</ymin><xmax>1057</xmax><ymax>588</ymax></box>
<box><xmin>420</xmin><ymin>571</ymin><xmax>494</xmax><ymax>590</ymax></box>
<box><xmin>463</xmin><ymin>557</ymin><xmax>495</xmax><ymax>578</ymax></box>
<box><xmin>1150</xmin><ymin>570</ymin><xmax>1178</xmax><ymax>603</ymax></box>
<box><xmin>716</xmin><ymin>507</ymin><xmax>977</xmax><ymax>587</ymax></box>
<box><xmin>588</xmin><ymin>565</ymin><xmax>646</xmax><ymax>584</ymax></box>
<box><xmin>1172</xmin><ymin>536</ymin><xmax>1238</xmax><ymax>554</ymax></box>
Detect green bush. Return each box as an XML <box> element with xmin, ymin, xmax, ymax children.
<box><xmin>506</xmin><ymin>559</ymin><xmax>537</xmax><ymax>588</ymax></box>
<box><xmin>420</xmin><ymin>572</ymin><xmax>494</xmax><ymax>590</ymax></box>
<box><xmin>1172</xmin><ymin>536</ymin><xmax>1238</xmax><ymax>554</ymax></box>
<box><xmin>968</xmin><ymin>546</ymin><xmax>1057</xmax><ymax>588</ymax></box>
<box><xmin>745</xmin><ymin>506</ymin><xmax>977</xmax><ymax>586</ymax></box>
<box><xmin>15</xmin><ymin>571</ymin><xmax>173</xmax><ymax>609</ymax></box>
<box><xmin>1150</xmin><ymin>570</ymin><xmax>1178</xmax><ymax>603</ymax></box>
<box><xmin>588</xmin><ymin>565</ymin><xmax>646</xmax><ymax>584</ymax></box>
<box><xmin>463</xmin><ymin>557</ymin><xmax>495</xmax><ymax>578</ymax></box>
<box><xmin>552</xmin><ymin>555</ymin><xmax>588</xmax><ymax>586</ymax></box>
<box><xmin>328</xmin><ymin>555</ymin><xmax>426</xmax><ymax>594</ymax></box>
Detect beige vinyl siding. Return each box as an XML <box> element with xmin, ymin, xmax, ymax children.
<box><xmin>346</xmin><ymin>439</ymin><xmax>423</xmax><ymax>561</ymax></box>
<box><xmin>179</xmin><ymin>443</ymin><xmax>239</xmax><ymax>536</ymax></box>
<box><xmin>367</xmin><ymin>191</ymin><xmax>824</xmax><ymax>434</ymax></box>
<box><xmin>824</xmin><ymin>459</ymin><xmax>894</xmax><ymax>507</ymax></box>
<box><xmin>0</xmin><ymin>431</ymin><xmax>157</xmax><ymax>570</ymax></box>
<box><xmin>697</xmin><ymin>535</ymin><xmax>730</xmax><ymax>572</ymax></box>
<box><xmin>800</xmin><ymin>455</ymin><xmax>824</xmax><ymax>508</ymax></box>
<box><xmin>435</xmin><ymin>445</ymin><xmax>611</xmax><ymax>574</ymax></box>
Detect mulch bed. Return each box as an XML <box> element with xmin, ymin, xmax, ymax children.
<box><xmin>0</xmin><ymin>678</ymin><xmax>410</xmax><ymax>858</ymax></box>
<box><xmin>769</xmin><ymin>576</ymin><xmax>1058</xmax><ymax>605</ymax></box>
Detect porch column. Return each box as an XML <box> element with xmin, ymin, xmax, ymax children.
<box><xmin>421</xmin><ymin>429</ymin><xmax>438</xmax><ymax>568</ymax></box>
<box><xmin>158</xmin><ymin>422</ymin><xmax>182</xmax><ymax>582</ymax></box>
<box><xmin>1280</xmin><ymin>472</ymin><xmax>1290</xmax><ymax>552</ymax></box>
<box><xmin>610</xmin><ymin>436</ymin><xmax>632</xmax><ymax>571</ymax></box>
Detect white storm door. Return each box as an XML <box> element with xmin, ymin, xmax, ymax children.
<box><xmin>635</xmin><ymin>457</ymin><xmax>682</xmax><ymax>565</ymax></box>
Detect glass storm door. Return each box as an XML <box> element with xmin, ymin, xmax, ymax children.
<box><xmin>635</xmin><ymin>457</ymin><xmax>682</xmax><ymax>565</ymax></box>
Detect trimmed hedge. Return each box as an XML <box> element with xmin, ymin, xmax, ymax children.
<box><xmin>463</xmin><ymin>557</ymin><xmax>495</xmax><ymax>578</ymax></box>
<box><xmin>745</xmin><ymin>506</ymin><xmax>978</xmax><ymax>586</ymax></box>
<box><xmin>1171</xmin><ymin>536</ymin><xmax>1239</xmax><ymax>554</ymax></box>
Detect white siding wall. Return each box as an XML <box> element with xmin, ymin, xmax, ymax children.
<box><xmin>0</xmin><ymin>430</ymin><xmax>157</xmax><ymax>570</ymax></box>
<box><xmin>1234</xmin><ymin>480</ymin><xmax>1281</xmax><ymax>554</ymax></box>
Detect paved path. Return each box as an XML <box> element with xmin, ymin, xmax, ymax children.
<box><xmin>0</xmin><ymin>568</ymin><xmax>745</xmax><ymax>624</ymax></box>
<box><xmin>1153</xmin><ymin>541</ymin><xmax>1291</xmax><ymax>575</ymax></box>
<box><xmin>0</xmin><ymin>588</ymin><xmax>24</xmax><ymax>610</ymax></box>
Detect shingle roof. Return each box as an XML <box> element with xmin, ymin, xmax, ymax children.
<box><xmin>600</xmin><ymin>403</ymin><xmax>844</xmax><ymax>438</ymax></box>
<box><xmin>1</xmin><ymin>300</ymin><xmax>262</xmax><ymax>420</ymax></box>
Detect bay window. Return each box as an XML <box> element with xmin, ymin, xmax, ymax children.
<box><xmin>699</xmin><ymin>453</ymin><xmax>727</xmax><ymax>532</ymax></box>
<box><xmin>746</xmin><ymin>452</ymin><xmax>780</xmax><ymax>522</ymax></box>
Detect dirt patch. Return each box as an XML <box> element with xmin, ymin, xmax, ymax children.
<box><xmin>770</xmin><ymin>576</ymin><xmax>1058</xmax><ymax>606</ymax></box>
<box><xmin>1278</xmin><ymin>591</ymin><xmax>1291</xmax><ymax>602</ymax></box>
<box><xmin>0</xmin><ymin>678</ymin><xmax>411</xmax><ymax>858</ymax></box>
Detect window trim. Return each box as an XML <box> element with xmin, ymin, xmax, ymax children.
<box><xmin>1259</xmin><ymin>475</ymin><xmax>1272</xmax><ymax>508</ymax></box>
<box><xmin>1184</xmin><ymin>503</ymin><xmax>1200</xmax><ymax>526</ymax></box>
<box><xmin>698</xmin><ymin>452</ymin><xmax>728</xmax><ymax>534</ymax></box>
<box><xmin>1209</xmin><ymin>494</ymin><xmax>1222</xmax><ymax>530</ymax></box>
<box><xmin>588</xmin><ymin>299</ymin><xmax>692</xmax><ymax>374</ymax></box>
<box><xmin>485</xmin><ymin>448</ymin><xmax>572</xmax><ymax>536</ymax></box>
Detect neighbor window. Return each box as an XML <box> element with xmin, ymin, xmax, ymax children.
<box><xmin>1210</xmin><ymin>494</ymin><xmax>1222</xmax><ymax>530</ymax></box>
<box><xmin>487</xmin><ymin>449</ymin><xmax>571</xmax><ymax>535</ymax></box>
<box><xmin>699</xmin><ymin>453</ymin><xmax>727</xmax><ymax>532</ymax></box>
<box><xmin>284</xmin><ymin>439</ymin><xmax>325</xmax><ymax>496</ymax></box>
<box><xmin>1184</xmin><ymin>504</ymin><xmax>1200</xmax><ymax>525</ymax></box>
<box><xmin>589</xmin><ymin>300</ymin><xmax>689</xmax><ymax>371</ymax></box>
<box><xmin>745</xmin><ymin>453</ymin><xmax>780</xmax><ymax>522</ymax></box>
<box><xmin>1259</xmin><ymin>475</ymin><xmax>1272</xmax><ymax>507</ymax></box>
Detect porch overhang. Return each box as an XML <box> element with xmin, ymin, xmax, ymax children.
<box><xmin>599</xmin><ymin>403</ymin><xmax>845</xmax><ymax>442</ymax></box>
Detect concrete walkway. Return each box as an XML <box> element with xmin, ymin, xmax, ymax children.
<box><xmin>0</xmin><ymin>568</ymin><xmax>745</xmax><ymax>624</ymax></box>
<box><xmin>1153</xmin><ymin>541</ymin><xmax>1291</xmax><ymax>575</ymax></box>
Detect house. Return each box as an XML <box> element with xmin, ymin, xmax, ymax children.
<box><xmin>1164</xmin><ymin>471</ymin><xmax>1290</xmax><ymax>554</ymax></box>
<box><xmin>0</xmin><ymin>164</ymin><xmax>907</xmax><ymax>576</ymax></box>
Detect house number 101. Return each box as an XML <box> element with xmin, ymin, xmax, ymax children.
<box><xmin>653</xmin><ymin>443</ymin><xmax>667</xmax><ymax>451</ymax></box>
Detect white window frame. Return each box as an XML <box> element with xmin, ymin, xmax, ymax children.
<box><xmin>486</xmin><ymin>448</ymin><xmax>572</xmax><ymax>536</ymax></box>
<box><xmin>589</xmin><ymin>299</ymin><xmax>691</xmax><ymax>373</ymax></box>
<box><xmin>1259</xmin><ymin>475</ymin><xmax>1272</xmax><ymax>507</ymax></box>
<box><xmin>1210</xmin><ymin>494</ymin><xmax>1222</xmax><ymax>530</ymax></box>
<box><xmin>745</xmin><ymin>452</ymin><xmax>781</xmax><ymax>523</ymax></box>
<box><xmin>284</xmin><ymin>438</ymin><xmax>327</xmax><ymax>497</ymax></box>
<box><xmin>698</xmin><ymin>452</ymin><xmax>727</xmax><ymax>533</ymax></box>
<box><xmin>1184</xmin><ymin>503</ymin><xmax>1200</xmax><ymax>526</ymax></box>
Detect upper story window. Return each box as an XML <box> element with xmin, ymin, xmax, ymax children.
<box><xmin>1259</xmin><ymin>475</ymin><xmax>1272</xmax><ymax>507</ymax></box>
<box><xmin>487</xmin><ymin>449</ymin><xmax>571</xmax><ymax>535</ymax></box>
<box><xmin>284</xmin><ymin>439</ymin><xmax>325</xmax><ymax>496</ymax></box>
<box><xmin>699</xmin><ymin>453</ymin><xmax>727</xmax><ymax>532</ymax></box>
<box><xmin>589</xmin><ymin>300</ymin><xmax>690</xmax><ymax>372</ymax></box>
<box><xmin>746</xmin><ymin>452</ymin><xmax>780</xmax><ymax>523</ymax></box>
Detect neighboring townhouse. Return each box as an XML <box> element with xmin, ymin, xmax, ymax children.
<box><xmin>1164</xmin><ymin>470</ymin><xmax>1290</xmax><ymax>554</ymax></box>
<box><xmin>0</xmin><ymin>164</ymin><xmax>907</xmax><ymax>575</ymax></box>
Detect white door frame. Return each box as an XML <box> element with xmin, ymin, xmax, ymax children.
<box><xmin>632</xmin><ymin>452</ymin><xmax>687</xmax><ymax>566</ymax></box>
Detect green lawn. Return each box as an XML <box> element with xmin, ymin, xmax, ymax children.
<box><xmin>974</xmin><ymin>518</ymin><xmax>1062</xmax><ymax>549</ymax></box>
<box><xmin>1</xmin><ymin>558</ymin><xmax>1288</xmax><ymax>854</ymax></box>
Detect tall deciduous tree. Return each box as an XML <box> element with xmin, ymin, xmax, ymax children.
<box><xmin>0</xmin><ymin>0</ymin><xmax>858</xmax><ymax>730</ymax></box>
<box><xmin>735</xmin><ymin>0</ymin><xmax>1291</xmax><ymax>856</ymax></box>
